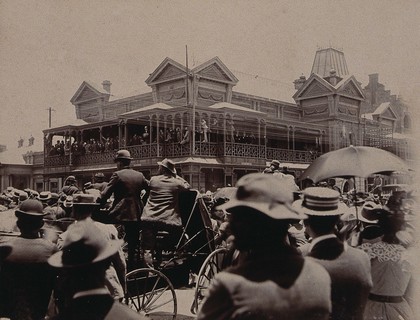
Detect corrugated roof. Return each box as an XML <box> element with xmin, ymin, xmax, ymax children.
<box><xmin>311</xmin><ymin>48</ymin><xmax>349</xmax><ymax>78</ymax></box>
<box><xmin>373</xmin><ymin>102</ymin><xmax>390</xmax><ymax>115</ymax></box>
<box><xmin>120</xmin><ymin>103</ymin><xmax>174</xmax><ymax>116</ymax></box>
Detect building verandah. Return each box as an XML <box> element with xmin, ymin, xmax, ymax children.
<box><xmin>42</xmin><ymin>101</ymin><xmax>325</xmax><ymax>189</ymax></box>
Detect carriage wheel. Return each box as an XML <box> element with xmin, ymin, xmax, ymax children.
<box><xmin>190</xmin><ymin>247</ymin><xmax>228</xmax><ymax>314</ymax></box>
<box><xmin>125</xmin><ymin>268</ymin><xmax>177</xmax><ymax>320</ymax></box>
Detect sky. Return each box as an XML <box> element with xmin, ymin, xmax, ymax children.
<box><xmin>1</xmin><ymin>0</ymin><xmax>420</xmax><ymax>149</ymax></box>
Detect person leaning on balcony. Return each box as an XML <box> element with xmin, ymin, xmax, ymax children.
<box><xmin>179</xmin><ymin>126</ymin><xmax>190</xmax><ymax>145</ymax></box>
<box><xmin>97</xmin><ymin>149</ymin><xmax>149</xmax><ymax>271</ymax></box>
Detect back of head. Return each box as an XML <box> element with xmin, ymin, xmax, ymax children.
<box><xmin>218</xmin><ymin>173</ymin><xmax>306</xmax><ymax>251</ymax></box>
<box><xmin>71</xmin><ymin>193</ymin><xmax>100</xmax><ymax>220</ymax></box>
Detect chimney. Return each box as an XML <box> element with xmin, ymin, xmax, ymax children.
<box><xmin>328</xmin><ymin>69</ymin><xmax>338</xmax><ymax>86</ymax></box>
<box><xmin>28</xmin><ymin>135</ymin><xmax>34</xmax><ymax>146</ymax></box>
<box><xmin>293</xmin><ymin>75</ymin><xmax>307</xmax><ymax>90</ymax></box>
<box><xmin>102</xmin><ymin>80</ymin><xmax>111</xmax><ymax>93</ymax></box>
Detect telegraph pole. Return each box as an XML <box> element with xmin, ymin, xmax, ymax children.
<box><xmin>47</xmin><ymin>107</ymin><xmax>55</xmax><ymax>128</ymax></box>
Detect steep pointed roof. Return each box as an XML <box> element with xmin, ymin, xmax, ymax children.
<box><xmin>70</xmin><ymin>81</ymin><xmax>110</xmax><ymax>104</ymax></box>
<box><xmin>192</xmin><ymin>57</ymin><xmax>238</xmax><ymax>84</ymax></box>
<box><xmin>145</xmin><ymin>57</ymin><xmax>188</xmax><ymax>85</ymax></box>
<box><xmin>311</xmin><ymin>47</ymin><xmax>349</xmax><ymax>78</ymax></box>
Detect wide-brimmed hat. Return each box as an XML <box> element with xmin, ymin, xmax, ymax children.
<box><xmin>159</xmin><ymin>158</ymin><xmax>177</xmax><ymax>175</ymax></box>
<box><xmin>15</xmin><ymin>199</ymin><xmax>47</xmax><ymax>217</ymax></box>
<box><xmin>38</xmin><ymin>191</ymin><xmax>52</xmax><ymax>202</ymax></box>
<box><xmin>48</xmin><ymin>220</ymin><xmax>123</xmax><ymax>268</ymax></box>
<box><xmin>114</xmin><ymin>149</ymin><xmax>133</xmax><ymax>162</ymax></box>
<box><xmin>294</xmin><ymin>187</ymin><xmax>348</xmax><ymax>216</ymax></box>
<box><xmin>359</xmin><ymin>201</ymin><xmax>382</xmax><ymax>224</ymax></box>
<box><xmin>217</xmin><ymin>173</ymin><xmax>306</xmax><ymax>220</ymax></box>
<box><xmin>72</xmin><ymin>193</ymin><xmax>100</xmax><ymax>207</ymax></box>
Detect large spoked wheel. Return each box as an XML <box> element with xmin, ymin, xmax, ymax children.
<box><xmin>190</xmin><ymin>247</ymin><xmax>228</xmax><ymax>314</ymax></box>
<box><xmin>125</xmin><ymin>268</ymin><xmax>177</xmax><ymax>320</ymax></box>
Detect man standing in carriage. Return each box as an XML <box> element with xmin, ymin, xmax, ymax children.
<box><xmin>141</xmin><ymin>158</ymin><xmax>191</xmax><ymax>267</ymax></box>
<box><xmin>97</xmin><ymin>149</ymin><xmax>149</xmax><ymax>271</ymax></box>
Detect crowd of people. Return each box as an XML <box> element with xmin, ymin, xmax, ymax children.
<box><xmin>0</xmin><ymin>152</ymin><xmax>417</xmax><ymax>320</ymax></box>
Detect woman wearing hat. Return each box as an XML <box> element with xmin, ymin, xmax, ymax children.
<box><xmin>197</xmin><ymin>173</ymin><xmax>332</xmax><ymax>320</ymax></box>
<box><xmin>358</xmin><ymin>191</ymin><xmax>415</xmax><ymax>320</ymax></box>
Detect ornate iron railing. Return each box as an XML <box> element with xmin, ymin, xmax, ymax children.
<box><xmin>44</xmin><ymin>143</ymin><xmax>318</xmax><ymax>167</ymax></box>
<box><xmin>44</xmin><ymin>155</ymin><xmax>70</xmax><ymax>167</ymax></box>
<box><xmin>266</xmin><ymin>147</ymin><xmax>318</xmax><ymax>163</ymax></box>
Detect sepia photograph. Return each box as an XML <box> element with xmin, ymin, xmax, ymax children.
<box><xmin>0</xmin><ymin>1</ymin><xmax>419</xmax><ymax>319</ymax></box>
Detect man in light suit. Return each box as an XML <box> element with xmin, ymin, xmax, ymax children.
<box><xmin>48</xmin><ymin>220</ymin><xmax>146</xmax><ymax>320</ymax></box>
<box><xmin>98</xmin><ymin>149</ymin><xmax>149</xmax><ymax>270</ymax></box>
<box><xmin>296</xmin><ymin>187</ymin><xmax>373</xmax><ymax>320</ymax></box>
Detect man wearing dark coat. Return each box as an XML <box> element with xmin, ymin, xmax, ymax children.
<box><xmin>98</xmin><ymin>149</ymin><xmax>149</xmax><ymax>270</ymax></box>
<box><xmin>297</xmin><ymin>187</ymin><xmax>373</xmax><ymax>320</ymax></box>
<box><xmin>0</xmin><ymin>199</ymin><xmax>58</xmax><ymax>320</ymax></box>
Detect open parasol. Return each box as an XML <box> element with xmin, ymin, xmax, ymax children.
<box><xmin>299</xmin><ymin>145</ymin><xmax>410</xmax><ymax>183</ymax></box>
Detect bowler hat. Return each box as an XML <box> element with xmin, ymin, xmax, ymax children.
<box><xmin>218</xmin><ymin>173</ymin><xmax>306</xmax><ymax>220</ymax></box>
<box><xmin>294</xmin><ymin>187</ymin><xmax>348</xmax><ymax>216</ymax></box>
<box><xmin>48</xmin><ymin>220</ymin><xmax>123</xmax><ymax>268</ymax></box>
<box><xmin>114</xmin><ymin>149</ymin><xmax>133</xmax><ymax>161</ymax></box>
<box><xmin>15</xmin><ymin>199</ymin><xmax>46</xmax><ymax>217</ymax></box>
<box><xmin>159</xmin><ymin>158</ymin><xmax>177</xmax><ymax>175</ymax></box>
<box><xmin>94</xmin><ymin>172</ymin><xmax>105</xmax><ymax>180</ymax></box>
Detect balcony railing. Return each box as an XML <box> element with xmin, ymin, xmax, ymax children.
<box><xmin>44</xmin><ymin>142</ymin><xmax>317</xmax><ymax>167</ymax></box>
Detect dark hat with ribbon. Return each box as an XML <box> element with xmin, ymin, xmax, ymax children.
<box><xmin>294</xmin><ymin>187</ymin><xmax>348</xmax><ymax>216</ymax></box>
<box><xmin>218</xmin><ymin>173</ymin><xmax>306</xmax><ymax>220</ymax></box>
<box><xmin>114</xmin><ymin>149</ymin><xmax>133</xmax><ymax>162</ymax></box>
<box><xmin>48</xmin><ymin>220</ymin><xmax>123</xmax><ymax>268</ymax></box>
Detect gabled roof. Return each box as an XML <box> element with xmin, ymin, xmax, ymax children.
<box><xmin>145</xmin><ymin>57</ymin><xmax>188</xmax><ymax>85</ymax></box>
<box><xmin>293</xmin><ymin>73</ymin><xmax>335</xmax><ymax>100</ymax></box>
<box><xmin>336</xmin><ymin>75</ymin><xmax>365</xmax><ymax>100</ymax></box>
<box><xmin>373</xmin><ymin>102</ymin><xmax>397</xmax><ymax>119</ymax></box>
<box><xmin>208</xmin><ymin>102</ymin><xmax>265</xmax><ymax>115</ymax></box>
<box><xmin>294</xmin><ymin>73</ymin><xmax>365</xmax><ymax>101</ymax></box>
<box><xmin>119</xmin><ymin>103</ymin><xmax>175</xmax><ymax>118</ymax></box>
<box><xmin>192</xmin><ymin>57</ymin><xmax>238</xmax><ymax>84</ymax></box>
<box><xmin>70</xmin><ymin>81</ymin><xmax>109</xmax><ymax>104</ymax></box>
